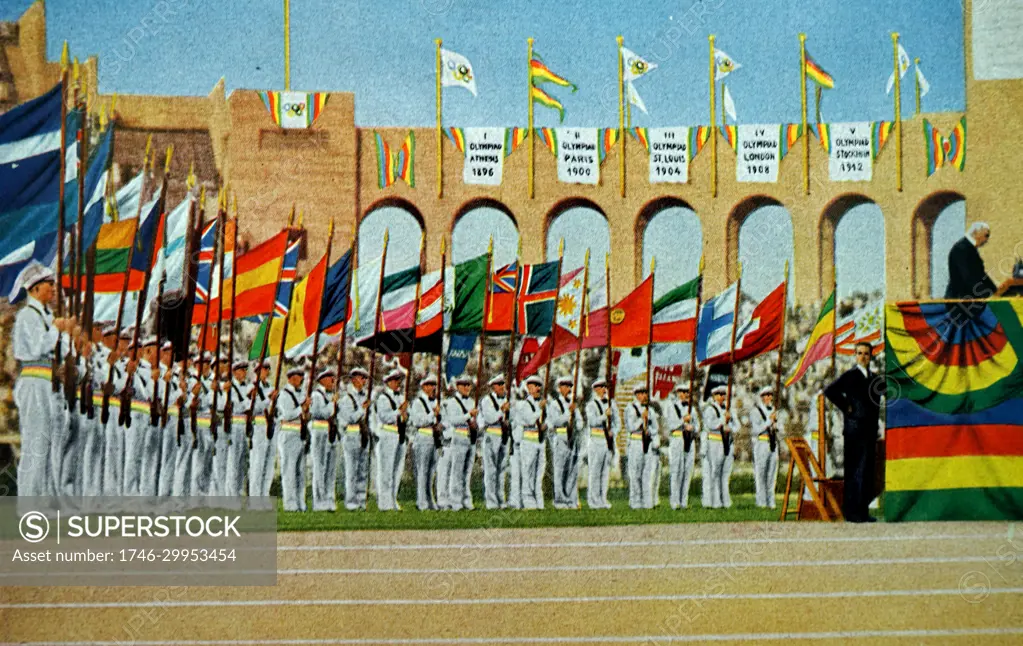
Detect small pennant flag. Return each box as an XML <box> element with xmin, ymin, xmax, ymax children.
<box><xmin>916</xmin><ymin>64</ymin><xmax>930</xmax><ymax>98</ymax></box>
<box><xmin>886</xmin><ymin>42</ymin><xmax>911</xmax><ymax>94</ymax></box>
<box><xmin>722</xmin><ymin>85</ymin><xmax>737</xmax><ymax>122</ymax></box>
<box><xmin>622</xmin><ymin>46</ymin><xmax>658</xmax><ymax>81</ymax></box>
<box><xmin>627</xmin><ymin>81</ymin><xmax>648</xmax><ymax>115</ymax></box>
<box><xmin>714</xmin><ymin>48</ymin><xmax>741</xmax><ymax>81</ymax></box>
<box><xmin>805</xmin><ymin>50</ymin><xmax>835</xmax><ymax>89</ymax></box>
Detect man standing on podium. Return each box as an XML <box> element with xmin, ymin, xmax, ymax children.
<box><xmin>823</xmin><ymin>341</ymin><xmax>884</xmax><ymax>523</ymax></box>
<box><xmin>945</xmin><ymin>222</ymin><xmax>996</xmax><ymax>300</ymax></box>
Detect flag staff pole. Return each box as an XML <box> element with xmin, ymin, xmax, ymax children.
<box><xmin>539</xmin><ymin>239</ymin><xmax>564</xmax><ymax>440</ymax></box>
<box><xmin>642</xmin><ymin>257</ymin><xmax>655</xmax><ymax>454</ymax></box>
<box><xmin>283</xmin><ymin>0</ymin><xmax>291</xmax><ymax>90</ymax></box>
<box><xmin>475</xmin><ymin>237</ymin><xmax>494</xmax><ymax>412</ymax></box>
<box><xmin>723</xmin><ymin>262</ymin><xmax>742</xmax><ymax>455</ymax></box>
<box><xmin>686</xmin><ymin>256</ymin><xmax>705</xmax><ymax>420</ymax></box>
<box><xmin>914</xmin><ymin>57</ymin><xmax>921</xmax><ymax>115</ymax></box>
<box><xmin>502</xmin><ymin>239</ymin><xmax>522</xmax><ymax>451</ymax></box>
<box><xmin>435</xmin><ymin>39</ymin><xmax>443</xmax><ymax>199</ymax></box>
<box><xmin>799</xmin><ymin>34</ymin><xmax>809</xmax><ymax>195</ymax></box>
<box><xmin>434</xmin><ymin>236</ymin><xmax>446</xmax><ymax>405</ymax></box>
<box><xmin>52</xmin><ymin>44</ymin><xmax>70</xmax><ymax>395</ymax></box>
<box><xmin>222</xmin><ymin>195</ymin><xmax>240</xmax><ymax>437</ymax></box>
<box><xmin>823</xmin><ymin>263</ymin><xmax>837</xmax><ymax>475</ymax></box>
<box><xmin>527</xmin><ymin>38</ymin><xmax>535</xmax><ymax>199</ymax></box>
<box><xmin>617</xmin><ymin>36</ymin><xmax>625</xmax><ymax>198</ymax></box>
<box><xmin>567</xmin><ymin>249</ymin><xmax>590</xmax><ymax>442</ymax></box>
<box><xmin>892</xmin><ymin>32</ymin><xmax>902</xmax><ymax>192</ymax></box>
<box><xmin>301</xmin><ymin>216</ymin><xmax>335</xmax><ymax>452</ymax></box>
<box><xmin>708</xmin><ymin>35</ymin><xmax>718</xmax><ymax>198</ymax></box>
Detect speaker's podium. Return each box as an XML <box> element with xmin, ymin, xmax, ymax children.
<box><xmin>996</xmin><ymin>278</ymin><xmax>1023</xmax><ymax>297</ymax></box>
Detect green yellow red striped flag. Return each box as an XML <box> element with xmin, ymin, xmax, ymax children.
<box><xmin>804</xmin><ymin>50</ymin><xmax>834</xmax><ymax>89</ymax></box>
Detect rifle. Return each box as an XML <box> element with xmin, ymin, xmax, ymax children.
<box><xmin>149</xmin><ymin>277</ymin><xmax>165</xmax><ymax>427</ymax></box>
<box><xmin>79</xmin><ymin>236</ymin><xmax>97</xmax><ymax>419</ymax></box>
<box><xmin>604</xmin><ymin>414</ymin><xmax>615</xmax><ymax>453</ymax></box>
<box><xmin>175</xmin><ymin>369</ymin><xmax>187</xmax><ymax>448</ymax></box>
<box><xmin>641</xmin><ymin>404</ymin><xmax>652</xmax><ymax>455</ymax></box>
<box><xmin>160</xmin><ymin>359</ymin><xmax>173</xmax><ymax>428</ymax></box>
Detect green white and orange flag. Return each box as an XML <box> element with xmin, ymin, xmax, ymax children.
<box><xmin>785</xmin><ymin>291</ymin><xmax>836</xmax><ymax>387</ymax></box>
<box><xmin>530</xmin><ymin>52</ymin><xmax>576</xmax><ymax>122</ymax></box>
<box><xmin>805</xmin><ymin>50</ymin><xmax>835</xmax><ymax>89</ymax></box>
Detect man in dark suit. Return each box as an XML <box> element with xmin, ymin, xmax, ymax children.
<box><xmin>945</xmin><ymin>222</ymin><xmax>996</xmax><ymax>299</ymax></box>
<box><xmin>824</xmin><ymin>342</ymin><xmax>884</xmax><ymax>523</ymax></box>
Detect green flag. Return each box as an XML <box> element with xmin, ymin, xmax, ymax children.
<box><xmin>449</xmin><ymin>253</ymin><xmax>489</xmax><ymax>333</ymax></box>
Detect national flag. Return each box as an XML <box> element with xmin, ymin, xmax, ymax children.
<box><xmin>193</xmin><ymin>219</ymin><xmax>218</xmax><ymax>307</ymax></box>
<box><xmin>445</xmin><ymin>333</ymin><xmax>477</xmax><ymax>382</ymax></box>
<box><xmin>83</xmin><ymin>219</ymin><xmax>138</xmax><ymax>292</ymax></box>
<box><xmin>627</xmin><ymin>82</ymin><xmax>647</xmax><ymax>115</ymax></box>
<box><xmin>378</xmin><ymin>265</ymin><xmax>421</xmax><ymax>333</ymax></box>
<box><xmin>273</xmin><ymin>238</ymin><xmax>302</xmax><ymax>317</ymax></box>
<box><xmin>486</xmin><ymin>261</ymin><xmax>518</xmax><ymax>333</ymax></box>
<box><xmin>203</xmin><ymin>218</ymin><xmax>237</xmax><ymax>320</ymax></box>
<box><xmin>835</xmin><ymin>299</ymin><xmax>885</xmax><ymax>356</ymax></box>
<box><xmin>695</xmin><ymin>282</ymin><xmax>738</xmax><ymax>364</ymax></box>
<box><xmin>610</xmin><ymin>274</ymin><xmax>653</xmax><ymax>348</ymax></box>
<box><xmin>713</xmin><ymin>48</ymin><xmax>741</xmax><ymax>81</ymax></box>
<box><xmin>785</xmin><ymin>291</ymin><xmax>836</xmax><ymax>387</ymax></box>
<box><xmin>916</xmin><ymin>64</ymin><xmax>930</xmax><ymax>98</ymax></box>
<box><xmin>345</xmin><ymin>254</ymin><xmax>382</xmax><ymax>342</ymax></box>
<box><xmin>886</xmin><ymin>42</ymin><xmax>911</xmax><ymax>94</ymax></box>
<box><xmin>440</xmin><ymin>49</ymin><xmax>478</xmax><ymax>96</ymax></box>
<box><xmin>107</xmin><ymin>170</ymin><xmax>144</xmax><ymax>224</ymax></box>
<box><xmin>415</xmin><ymin>269</ymin><xmax>447</xmax><ymax>339</ymax></box>
<box><xmin>0</xmin><ymin>82</ymin><xmax>68</xmax><ymax>260</ymax></box>
<box><xmin>259</xmin><ymin>251</ymin><xmax>329</xmax><ymax>359</ymax></box>
<box><xmin>76</xmin><ymin>125</ymin><xmax>114</xmax><ymax>252</ymax></box>
<box><xmin>652</xmin><ymin>275</ymin><xmax>701</xmax><ymax>344</ymax></box>
<box><xmin>222</xmin><ymin>230</ymin><xmax>289</xmax><ymax>320</ymax></box>
<box><xmin>555</xmin><ymin>266</ymin><xmax>586</xmax><ymax>337</ymax></box>
<box><xmin>530</xmin><ymin>51</ymin><xmax>575</xmax><ymax>122</ymax></box>
<box><xmin>883</xmin><ymin>300</ymin><xmax>1023</xmax><ymax>521</ymax></box>
<box><xmin>722</xmin><ymin>85</ymin><xmax>737</xmax><ymax>122</ymax></box>
<box><xmin>0</xmin><ymin>232</ymin><xmax>57</xmax><ymax>300</ymax></box>
<box><xmin>517</xmin><ymin>261</ymin><xmax>560</xmax><ymax>336</ymax></box>
<box><xmin>702</xmin><ymin>281</ymin><xmax>786</xmax><ymax>365</ymax></box>
<box><xmin>805</xmin><ymin>50</ymin><xmax>835</xmax><ymax>89</ymax></box>
<box><xmin>622</xmin><ymin>46</ymin><xmax>657</xmax><ymax>81</ymax></box>
<box><xmin>318</xmin><ymin>248</ymin><xmax>353</xmax><ymax>333</ymax></box>
<box><xmin>449</xmin><ymin>252</ymin><xmax>489</xmax><ymax>333</ymax></box>
<box><xmin>161</xmin><ymin>191</ymin><xmax>197</xmax><ymax>294</ymax></box>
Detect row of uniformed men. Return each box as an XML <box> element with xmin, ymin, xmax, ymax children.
<box><xmin>12</xmin><ymin>265</ymin><xmax>784</xmax><ymax>511</ymax></box>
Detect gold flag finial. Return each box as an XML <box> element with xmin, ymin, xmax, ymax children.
<box><xmin>199</xmin><ymin>185</ymin><xmax>206</xmax><ymax>206</ymax></box>
<box><xmin>297</xmin><ymin>209</ymin><xmax>304</xmax><ymax>228</ymax></box>
<box><xmin>186</xmin><ymin>162</ymin><xmax>196</xmax><ymax>190</ymax></box>
<box><xmin>617</xmin><ymin>35</ymin><xmax>623</xmax><ymax>46</ymax></box>
<box><xmin>232</xmin><ymin>193</ymin><xmax>238</xmax><ymax>219</ymax></box>
<box><xmin>698</xmin><ymin>254</ymin><xmax>705</xmax><ymax>274</ymax></box>
<box><xmin>558</xmin><ymin>238</ymin><xmax>564</xmax><ymax>259</ymax></box>
<box><xmin>737</xmin><ymin>261</ymin><xmax>743</xmax><ymax>279</ymax></box>
<box><xmin>60</xmin><ymin>41</ymin><xmax>69</xmax><ymax>70</ymax></box>
<box><xmin>164</xmin><ymin>145</ymin><xmax>174</xmax><ymax>174</ymax></box>
<box><xmin>650</xmin><ymin>256</ymin><xmax>656</xmax><ymax>273</ymax></box>
<box><xmin>487</xmin><ymin>236</ymin><xmax>494</xmax><ymax>254</ymax></box>
<box><xmin>583</xmin><ymin>247</ymin><xmax>590</xmax><ymax>265</ymax></box>
<box><xmin>605</xmin><ymin>252</ymin><xmax>610</xmax><ymax>270</ymax></box>
<box><xmin>383</xmin><ymin>228</ymin><xmax>390</xmax><ymax>245</ymax></box>
<box><xmin>72</xmin><ymin>57</ymin><xmax>80</xmax><ymax>85</ymax></box>
<box><xmin>287</xmin><ymin>204</ymin><xmax>296</xmax><ymax>227</ymax></box>
<box><xmin>784</xmin><ymin>259</ymin><xmax>790</xmax><ymax>278</ymax></box>
<box><xmin>143</xmin><ymin>135</ymin><xmax>153</xmax><ymax>168</ymax></box>
<box><xmin>328</xmin><ymin>217</ymin><xmax>335</xmax><ymax>237</ymax></box>
<box><xmin>440</xmin><ymin>235</ymin><xmax>446</xmax><ymax>254</ymax></box>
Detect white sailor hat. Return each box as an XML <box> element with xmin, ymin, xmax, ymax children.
<box><xmin>101</xmin><ymin>325</ymin><xmax>118</xmax><ymax>337</ymax></box>
<box><xmin>758</xmin><ymin>385</ymin><xmax>775</xmax><ymax>397</ymax></box>
<box><xmin>259</xmin><ymin>358</ymin><xmax>273</xmax><ymax>369</ymax></box>
<box><xmin>232</xmin><ymin>360</ymin><xmax>249</xmax><ymax>372</ymax></box>
<box><xmin>348</xmin><ymin>367</ymin><xmax>369</xmax><ymax>379</ymax></box>
<box><xmin>141</xmin><ymin>335</ymin><xmax>159</xmax><ymax>348</ymax></box>
<box><xmin>384</xmin><ymin>368</ymin><xmax>406</xmax><ymax>383</ymax></box>
<box><xmin>632</xmin><ymin>383</ymin><xmax>649</xmax><ymax>394</ymax></box>
<box><xmin>711</xmin><ymin>385</ymin><xmax>728</xmax><ymax>396</ymax></box>
<box><xmin>674</xmin><ymin>383</ymin><xmax>690</xmax><ymax>393</ymax></box>
<box><xmin>524</xmin><ymin>375</ymin><xmax>543</xmax><ymax>388</ymax></box>
<box><xmin>316</xmin><ymin>369</ymin><xmax>337</xmax><ymax>382</ymax></box>
<box><xmin>419</xmin><ymin>374</ymin><xmax>438</xmax><ymax>387</ymax></box>
<box><xmin>119</xmin><ymin>329</ymin><xmax>134</xmax><ymax>341</ymax></box>
<box><xmin>160</xmin><ymin>340</ymin><xmax>173</xmax><ymax>351</ymax></box>
<box><xmin>10</xmin><ymin>261</ymin><xmax>55</xmax><ymax>304</ymax></box>
<box><xmin>286</xmin><ymin>366</ymin><xmax>305</xmax><ymax>378</ymax></box>
<box><xmin>454</xmin><ymin>374</ymin><xmax>473</xmax><ymax>386</ymax></box>
<box><xmin>487</xmin><ymin>373</ymin><xmax>506</xmax><ymax>386</ymax></box>
<box><xmin>556</xmin><ymin>376</ymin><xmax>574</xmax><ymax>388</ymax></box>
<box><xmin>591</xmin><ymin>378</ymin><xmax>608</xmax><ymax>389</ymax></box>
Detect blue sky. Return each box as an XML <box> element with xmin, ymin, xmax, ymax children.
<box><xmin>3</xmin><ymin>0</ymin><xmax>968</xmax><ymax>302</ymax></box>
<box><xmin>9</xmin><ymin>0</ymin><xmax>966</xmax><ymax>126</ymax></box>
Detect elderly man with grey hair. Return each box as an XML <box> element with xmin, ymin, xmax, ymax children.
<box><xmin>945</xmin><ymin>222</ymin><xmax>996</xmax><ymax>300</ymax></box>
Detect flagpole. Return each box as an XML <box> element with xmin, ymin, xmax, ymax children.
<box><xmin>617</xmin><ymin>36</ymin><xmax>625</xmax><ymax>199</ymax></box>
<box><xmin>435</xmin><ymin>38</ymin><xmax>443</xmax><ymax>199</ymax></box>
<box><xmin>246</xmin><ymin>207</ymin><xmax>295</xmax><ymax>443</ymax></box>
<box><xmin>686</xmin><ymin>255</ymin><xmax>705</xmax><ymax>419</ymax></box>
<box><xmin>604</xmin><ymin>252</ymin><xmax>613</xmax><ymax>398</ymax></box>
<box><xmin>207</xmin><ymin>189</ymin><xmax>227</xmax><ymax>446</ymax></box>
<box><xmin>367</xmin><ymin>229</ymin><xmax>390</xmax><ymax>439</ymax></box>
<box><xmin>725</xmin><ymin>262</ymin><xmax>742</xmax><ymax>411</ymax></box>
<box><xmin>52</xmin><ymin>44</ymin><xmax>70</xmax><ymax>396</ymax></box>
<box><xmin>301</xmin><ymin>217</ymin><xmax>335</xmax><ymax>450</ymax></box>
<box><xmin>527</xmin><ymin>37</ymin><xmax>535</xmax><ymax>199</ymax></box>
<box><xmin>178</xmin><ymin>186</ymin><xmax>202</xmax><ymax>445</ymax></box>
<box><xmin>774</xmin><ymin>261</ymin><xmax>790</xmax><ymax>399</ymax></box>
<box><xmin>283</xmin><ymin>0</ymin><xmax>291</xmax><ymax>90</ymax></box>
<box><xmin>799</xmin><ymin>33</ymin><xmax>809</xmax><ymax>195</ymax></box>
<box><xmin>642</xmin><ymin>257</ymin><xmax>655</xmax><ymax>453</ymax></box>
<box><xmin>434</xmin><ymin>236</ymin><xmax>446</xmax><ymax>402</ymax></box>
<box><xmin>222</xmin><ymin>196</ymin><xmax>241</xmax><ymax>437</ymax></box>
<box><xmin>568</xmin><ymin>249</ymin><xmax>590</xmax><ymax>441</ymax></box>
<box><xmin>266</xmin><ymin>236</ymin><xmax>299</xmax><ymax>442</ymax></box>
<box><xmin>475</xmin><ymin>237</ymin><xmax>494</xmax><ymax>413</ymax></box>
<box><xmin>402</xmin><ymin>232</ymin><xmax>426</xmax><ymax>419</ymax></box>
<box><xmin>824</xmin><ymin>262</ymin><xmax>837</xmax><ymax>475</ymax></box>
<box><xmin>914</xmin><ymin>57</ymin><xmax>921</xmax><ymax>115</ymax></box>
<box><xmin>540</xmin><ymin>239</ymin><xmax>565</xmax><ymax>437</ymax></box>
<box><xmin>503</xmin><ymin>239</ymin><xmax>522</xmax><ymax>450</ymax></box>
<box><xmin>892</xmin><ymin>32</ymin><xmax>903</xmax><ymax>192</ymax></box>
<box><xmin>709</xmin><ymin>35</ymin><xmax>718</xmax><ymax>198</ymax></box>
<box><xmin>330</xmin><ymin>226</ymin><xmax>357</xmax><ymax>445</ymax></box>
<box><xmin>73</xmin><ymin>73</ymin><xmax>89</xmax><ymax>325</ymax></box>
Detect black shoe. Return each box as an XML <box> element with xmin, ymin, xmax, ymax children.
<box><xmin>865</xmin><ymin>516</ymin><xmax>877</xmax><ymax>523</ymax></box>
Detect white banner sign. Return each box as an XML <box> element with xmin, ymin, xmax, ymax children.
<box><xmin>462</xmin><ymin>128</ymin><xmax>505</xmax><ymax>186</ymax></box>
<box><xmin>556</xmin><ymin>128</ymin><xmax>599</xmax><ymax>185</ymax></box>
<box><xmin>648</xmin><ymin>127</ymin><xmax>690</xmax><ymax>183</ymax></box>
<box><xmin>736</xmin><ymin>124</ymin><xmax>781</xmax><ymax>183</ymax></box>
<box><xmin>828</xmin><ymin>122</ymin><xmax>872</xmax><ymax>182</ymax></box>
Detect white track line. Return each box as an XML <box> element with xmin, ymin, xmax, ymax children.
<box><xmin>5</xmin><ymin>587</ymin><xmax>1023</xmax><ymax>608</ymax></box>
<box><xmin>16</xmin><ymin>627</ymin><xmax>1023</xmax><ymax>644</ymax></box>
<box><xmin>278</xmin><ymin>531</ymin><xmax>1008</xmax><ymax>551</ymax></box>
<box><xmin>0</xmin><ymin>554</ymin><xmax>995</xmax><ymax>579</ymax></box>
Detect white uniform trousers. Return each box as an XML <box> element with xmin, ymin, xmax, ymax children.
<box><xmin>668</xmin><ymin>434</ymin><xmax>697</xmax><ymax>509</ymax></box>
<box><xmin>587</xmin><ymin>432</ymin><xmax>614</xmax><ymax>509</ymax></box>
<box><xmin>220</xmin><ymin>423</ymin><xmax>248</xmax><ymax>509</ymax></box>
<box><xmin>342</xmin><ymin>428</ymin><xmax>370</xmax><ymax>510</ymax></box>
<box><xmin>627</xmin><ymin>435</ymin><xmax>656</xmax><ymax>509</ymax></box>
<box><xmin>549</xmin><ymin>430</ymin><xmax>575</xmax><ymax>509</ymax></box>
<box><xmin>435</xmin><ymin>438</ymin><xmax>454</xmax><ymax>510</ymax></box>
<box><xmin>14</xmin><ymin>374</ymin><xmax>58</xmax><ymax>507</ymax></box>
<box><xmin>101</xmin><ymin>405</ymin><xmax>124</xmax><ymax>497</ymax></box>
<box><xmin>122</xmin><ymin>411</ymin><xmax>149</xmax><ymax>497</ymax></box>
<box><xmin>374</xmin><ymin>430</ymin><xmax>406</xmax><ymax>511</ymax></box>
<box><xmin>80</xmin><ymin>407</ymin><xmax>105</xmax><ymax>497</ymax></box>
<box><xmin>171</xmin><ymin>417</ymin><xmax>195</xmax><ymax>499</ymax></box>
<box><xmin>517</xmin><ymin>435</ymin><xmax>545</xmax><ymax>510</ymax></box>
<box><xmin>189</xmin><ymin>423</ymin><xmax>215</xmax><ymax>498</ymax></box>
<box><xmin>310</xmin><ymin>426</ymin><xmax>340</xmax><ymax>512</ymax></box>
<box><xmin>442</xmin><ymin>431</ymin><xmax>474</xmax><ymax>511</ymax></box>
<box><xmin>702</xmin><ymin>434</ymin><xmax>734</xmax><ymax>509</ymax></box>
<box><xmin>247</xmin><ymin>421</ymin><xmax>276</xmax><ymax>510</ymax></box>
<box><xmin>412</xmin><ymin>431</ymin><xmax>439</xmax><ymax>511</ymax></box>
<box><xmin>752</xmin><ymin>435</ymin><xmax>779</xmax><ymax>508</ymax></box>
<box><xmin>481</xmin><ymin>430</ymin><xmax>509</xmax><ymax>509</ymax></box>
<box><xmin>277</xmin><ymin>426</ymin><xmax>306</xmax><ymax>512</ymax></box>
<box><xmin>139</xmin><ymin>415</ymin><xmax>163</xmax><ymax>498</ymax></box>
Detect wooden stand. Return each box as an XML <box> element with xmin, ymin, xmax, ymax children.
<box><xmin>780</xmin><ymin>437</ymin><xmax>844</xmax><ymax>521</ymax></box>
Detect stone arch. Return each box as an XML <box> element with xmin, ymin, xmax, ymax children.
<box><xmin>450</xmin><ymin>198</ymin><xmax>519</xmax><ymax>266</ymax></box>
<box><xmin>912</xmin><ymin>191</ymin><xmax>966</xmax><ymax>298</ymax></box>
<box><xmin>544</xmin><ymin>198</ymin><xmax>610</xmax><ymax>272</ymax></box>
<box><xmin>727</xmin><ymin>196</ymin><xmax>788</xmax><ymax>285</ymax></box>
<box><xmin>637</xmin><ymin>197</ymin><xmax>702</xmax><ymax>295</ymax></box>
<box><xmin>819</xmin><ymin>194</ymin><xmax>886</xmax><ymax>302</ymax></box>
<box><xmin>359</xmin><ymin>197</ymin><xmax>425</xmax><ymax>272</ymax></box>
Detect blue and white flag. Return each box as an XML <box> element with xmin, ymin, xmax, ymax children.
<box><xmin>159</xmin><ymin>190</ymin><xmax>197</xmax><ymax>294</ymax></box>
<box><xmin>695</xmin><ymin>281</ymin><xmax>738</xmax><ymax>364</ymax></box>
<box><xmin>445</xmin><ymin>333</ymin><xmax>477</xmax><ymax>382</ymax></box>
